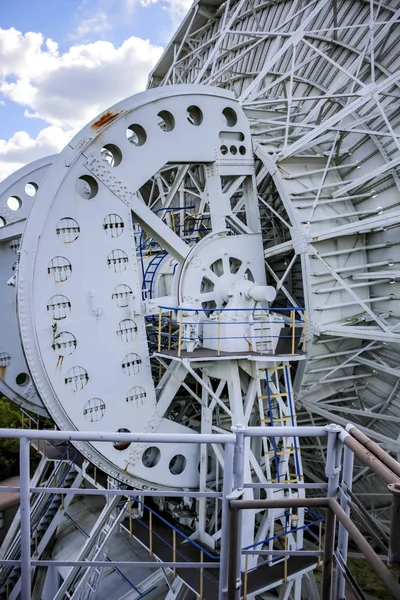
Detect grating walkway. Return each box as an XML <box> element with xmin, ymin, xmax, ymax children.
<box><xmin>130</xmin><ymin>505</ymin><xmax>316</xmax><ymax>598</ymax></box>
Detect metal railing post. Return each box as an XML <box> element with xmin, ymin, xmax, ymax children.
<box><xmin>230</xmin><ymin>425</ymin><xmax>246</xmax><ymax>599</ymax></box>
<box><xmin>291</xmin><ymin>310</ymin><xmax>295</xmax><ymax>355</ymax></box>
<box><xmin>178</xmin><ymin>310</ymin><xmax>183</xmax><ymax>358</ymax></box>
<box><xmin>217</xmin><ymin>310</ymin><xmax>221</xmax><ymax>356</ymax></box>
<box><xmin>173</xmin><ymin>529</ymin><xmax>177</xmax><ymax>578</ymax></box>
<box><xmin>157</xmin><ymin>307</ymin><xmax>162</xmax><ymax>352</ymax></box>
<box><xmin>20</xmin><ymin>436</ymin><xmax>31</xmax><ymax>600</ymax></box>
<box><xmin>232</xmin><ymin>424</ymin><xmax>246</xmax><ymax>491</ymax></box>
<box><xmin>227</xmin><ymin>504</ymin><xmax>241</xmax><ymax>600</ymax></box>
<box><xmin>336</xmin><ymin>443</ymin><xmax>354</xmax><ymax>599</ymax></box>
<box><xmin>388</xmin><ymin>483</ymin><xmax>400</xmax><ymax>567</ymax></box>
<box><xmin>219</xmin><ymin>442</ymin><xmax>234</xmax><ymax>600</ymax></box>
<box><xmin>323</xmin><ymin>424</ymin><xmax>342</xmax><ymax>600</ymax></box>
<box><xmin>149</xmin><ymin>509</ymin><xmax>153</xmax><ymax>556</ymax></box>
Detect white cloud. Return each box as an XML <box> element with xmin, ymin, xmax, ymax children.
<box><xmin>163</xmin><ymin>0</ymin><xmax>192</xmax><ymax>26</ymax></box>
<box><xmin>0</xmin><ymin>27</ymin><xmax>163</xmax><ymax>129</ymax></box>
<box><xmin>72</xmin><ymin>12</ymin><xmax>111</xmax><ymax>40</ymax></box>
<box><xmin>0</xmin><ymin>26</ymin><xmax>163</xmax><ymax>182</ymax></box>
<box><xmin>0</xmin><ymin>126</ymin><xmax>72</xmax><ymax>182</ymax></box>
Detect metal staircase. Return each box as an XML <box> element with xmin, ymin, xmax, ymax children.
<box><xmin>0</xmin><ymin>445</ymin><xmax>82</xmax><ymax>600</ymax></box>
<box><xmin>53</xmin><ymin>493</ymin><xmax>129</xmax><ymax>600</ymax></box>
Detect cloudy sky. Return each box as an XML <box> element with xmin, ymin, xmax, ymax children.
<box><xmin>0</xmin><ymin>0</ymin><xmax>191</xmax><ymax>181</ymax></box>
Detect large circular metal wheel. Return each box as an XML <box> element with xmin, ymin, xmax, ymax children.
<box><xmin>18</xmin><ymin>86</ymin><xmax>276</xmax><ymax>494</ymax></box>
<box><xmin>0</xmin><ymin>157</ymin><xmax>54</xmax><ymax>416</ymax></box>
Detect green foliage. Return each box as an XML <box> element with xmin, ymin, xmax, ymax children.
<box><xmin>0</xmin><ymin>396</ymin><xmax>53</xmax><ymax>480</ymax></box>
<box><xmin>347</xmin><ymin>558</ymin><xmax>398</xmax><ymax>600</ymax></box>
<box><xmin>0</xmin><ymin>396</ymin><xmax>23</xmax><ymax>480</ymax></box>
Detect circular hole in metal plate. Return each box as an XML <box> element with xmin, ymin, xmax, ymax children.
<box><xmin>47</xmin><ymin>295</ymin><xmax>71</xmax><ymax>320</ymax></box>
<box><xmin>122</xmin><ymin>353</ymin><xmax>141</xmax><ymax>376</ymax></box>
<box><xmin>126</xmin><ymin>385</ymin><xmax>146</xmax><ymax>405</ymax></box>
<box><xmin>25</xmin><ymin>182</ymin><xmax>38</xmax><ymax>197</ymax></box>
<box><xmin>142</xmin><ymin>447</ymin><xmax>161</xmax><ymax>468</ymax></box>
<box><xmin>56</xmin><ymin>218</ymin><xmax>80</xmax><ymax>243</ymax></box>
<box><xmin>7</xmin><ymin>196</ymin><xmax>22</xmax><ymax>211</ymax></box>
<box><xmin>126</xmin><ymin>124</ymin><xmax>147</xmax><ymax>146</ymax></box>
<box><xmin>103</xmin><ymin>214</ymin><xmax>124</xmax><ymax>238</ymax></box>
<box><xmin>83</xmin><ymin>398</ymin><xmax>106</xmax><ymax>422</ymax></box>
<box><xmin>64</xmin><ymin>366</ymin><xmax>89</xmax><ymax>392</ymax></box>
<box><xmin>47</xmin><ymin>256</ymin><xmax>72</xmax><ymax>283</ymax></box>
<box><xmin>75</xmin><ymin>175</ymin><xmax>98</xmax><ymax>199</ymax></box>
<box><xmin>16</xmin><ymin>372</ymin><xmax>30</xmax><ymax>387</ymax></box>
<box><xmin>52</xmin><ymin>331</ymin><xmax>77</xmax><ymax>356</ymax></box>
<box><xmin>169</xmin><ymin>454</ymin><xmax>186</xmax><ymax>475</ymax></box>
<box><xmin>0</xmin><ymin>217</ymin><xmax>6</xmax><ymax>227</ymax></box>
<box><xmin>186</xmin><ymin>105</ymin><xmax>203</xmax><ymax>126</ymax></box>
<box><xmin>157</xmin><ymin>110</ymin><xmax>175</xmax><ymax>132</ymax></box>
<box><xmin>222</xmin><ymin>107</ymin><xmax>237</xmax><ymax>127</ymax></box>
<box><xmin>113</xmin><ymin>428</ymin><xmax>131</xmax><ymax>451</ymax></box>
<box><xmin>107</xmin><ymin>249</ymin><xmax>128</xmax><ymax>273</ymax></box>
<box><xmin>101</xmin><ymin>143</ymin><xmax>123</xmax><ymax>167</ymax></box>
<box><xmin>112</xmin><ymin>284</ymin><xmax>133</xmax><ymax>308</ymax></box>
<box><xmin>0</xmin><ymin>352</ymin><xmax>11</xmax><ymax>368</ymax></box>
<box><xmin>117</xmin><ymin>319</ymin><xmax>137</xmax><ymax>342</ymax></box>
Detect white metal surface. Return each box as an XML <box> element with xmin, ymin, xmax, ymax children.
<box><xmin>17</xmin><ymin>86</ymin><xmax>262</xmax><ymax>489</ymax></box>
<box><xmin>0</xmin><ymin>157</ymin><xmax>55</xmax><ymax>416</ymax></box>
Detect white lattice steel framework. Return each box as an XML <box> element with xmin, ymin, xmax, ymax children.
<box><xmin>148</xmin><ymin>0</ymin><xmax>400</xmax><ymax>523</ymax></box>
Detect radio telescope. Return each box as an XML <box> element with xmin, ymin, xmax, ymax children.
<box><xmin>0</xmin><ymin>1</ymin><xmax>399</xmax><ymax>598</ymax></box>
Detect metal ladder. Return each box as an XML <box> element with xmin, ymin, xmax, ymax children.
<box><xmin>142</xmin><ymin>251</ymin><xmax>167</xmax><ymax>301</ymax></box>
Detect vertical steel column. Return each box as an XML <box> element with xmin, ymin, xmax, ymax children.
<box><xmin>20</xmin><ymin>436</ymin><xmax>31</xmax><ymax>600</ymax></box>
<box><xmin>336</xmin><ymin>444</ymin><xmax>354</xmax><ymax>599</ymax></box>
<box><xmin>219</xmin><ymin>442</ymin><xmax>235</xmax><ymax>600</ymax></box>
<box><xmin>227</xmin><ymin>425</ymin><xmax>246</xmax><ymax>600</ymax></box>
<box><xmin>232</xmin><ymin>424</ymin><xmax>246</xmax><ymax>491</ymax></box>
<box><xmin>322</xmin><ymin>425</ymin><xmax>342</xmax><ymax>600</ymax></box>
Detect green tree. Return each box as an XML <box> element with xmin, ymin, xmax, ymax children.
<box><xmin>0</xmin><ymin>396</ymin><xmax>24</xmax><ymax>480</ymax></box>
<box><xmin>0</xmin><ymin>396</ymin><xmax>51</xmax><ymax>480</ymax></box>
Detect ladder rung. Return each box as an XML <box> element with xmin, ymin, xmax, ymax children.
<box><xmin>264</xmin><ymin>451</ymin><xmax>295</xmax><ymax>456</ymax></box>
<box><xmin>260</xmin><ymin>416</ymin><xmax>293</xmax><ymax>423</ymax></box>
<box><xmin>267</xmin><ymin>478</ymin><xmax>300</xmax><ymax>484</ymax></box>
